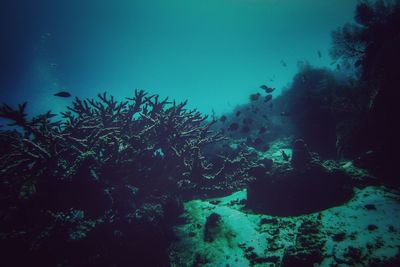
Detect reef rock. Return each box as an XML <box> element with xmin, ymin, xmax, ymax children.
<box><xmin>291</xmin><ymin>138</ymin><xmax>312</xmax><ymax>170</ymax></box>
<box><xmin>247</xmin><ymin>141</ymin><xmax>353</xmax><ymax>216</ymax></box>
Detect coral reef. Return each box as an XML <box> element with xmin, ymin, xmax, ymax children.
<box><xmin>0</xmin><ymin>90</ymin><xmax>245</xmax><ymax>266</ymax></box>
<box><xmin>2</xmin><ymin>3</ymin><xmax>400</xmax><ymax>265</ymax></box>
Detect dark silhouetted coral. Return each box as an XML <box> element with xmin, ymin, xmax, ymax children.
<box><xmin>0</xmin><ymin>90</ymin><xmax>240</xmax><ymax>266</ymax></box>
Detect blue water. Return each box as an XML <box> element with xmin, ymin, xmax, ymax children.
<box><xmin>1</xmin><ymin>0</ymin><xmax>357</xmax><ymax>117</ymax></box>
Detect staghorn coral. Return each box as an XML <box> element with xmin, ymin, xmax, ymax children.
<box><xmin>0</xmin><ymin>90</ymin><xmax>244</xmax><ymax>266</ymax></box>
<box><xmin>0</xmin><ymin>90</ymin><xmax>227</xmax><ymax>191</ymax></box>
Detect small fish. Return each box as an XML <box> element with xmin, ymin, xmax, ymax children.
<box><xmin>280</xmin><ymin>111</ymin><xmax>290</xmax><ymax>116</ymax></box>
<box><xmin>280</xmin><ymin>60</ymin><xmax>287</xmax><ymax>67</ymax></box>
<box><xmin>228</xmin><ymin>123</ymin><xmax>239</xmax><ymax>131</ymax></box>
<box><xmin>281</xmin><ymin>150</ymin><xmax>289</xmax><ymax>161</ymax></box>
<box><xmin>236</xmin><ymin>111</ymin><xmax>241</xmax><ymax>117</ymax></box>
<box><xmin>260</xmin><ymin>85</ymin><xmax>275</xmax><ymax>93</ymax></box>
<box><xmin>241</xmin><ymin>126</ymin><xmax>250</xmax><ymax>133</ymax></box>
<box><xmin>54</xmin><ymin>91</ymin><xmax>71</xmax><ymax>98</ymax></box>
<box><xmin>258</xmin><ymin>127</ymin><xmax>266</xmax><ymax>134</ymax></box>
<box><xmin>266</xmin><ymin>87</ymin><xmax>275</xmax><ymax>93</ymax></box>
<box><xmin>260</xmin><ymin>85</ymin><xmax>275</xmax><ymax>94</ymax></box>
<box><xmin>220</xmin><ymin>115</ymin><xmax>227</xmax><ymax>122</ymax></box>
<box><xmin>264</xmin><ymin>94</ymin><xmax>272</xmax><ymax>103</ymax></box>
<box><xmin>250</xmin><ymin>93</ymin><xmax>261</xmax><ymax>101</ymax></box>
<box><xmin>317</xmin><ymin>50</ymin><xmax>322</xmax><ymax>58</ymax></box>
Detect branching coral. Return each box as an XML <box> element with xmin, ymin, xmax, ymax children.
<box><xmin>0</xmin><ymin>90</ymin><xmax>241</xmax><ymax>266</ymax></box>
<box><xmin>0</xmin><ymin>90</ymin><xmax>227</xmax><ymax>191</ymax></box>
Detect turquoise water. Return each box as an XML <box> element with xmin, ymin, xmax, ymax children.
<box><xmin>1</xmin><ymin>0</ymin><xmax>356</xmax><ymax>116</ymax></box>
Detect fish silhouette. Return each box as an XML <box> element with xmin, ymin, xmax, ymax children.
<box><xmin>250</xmin><ymin>93</ymin><xmax>261</xmax><ymax>101</ymax></box>
<box><xmin>264</xmin><ymin>94</ymin><xmax>272</xmax><ymax>103</ymax></box>
<box><xmin>260</xmin><ymin>85</ymin><xmax>275</xmax><ymax>94</ymax></box>
<box><xmin>54</xmin><ymin>91</ymin><xmax>71</xmax><ymax>98</ymax></box>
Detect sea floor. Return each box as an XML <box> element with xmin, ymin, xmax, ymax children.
<box><xmin>170</xmin><ymin>186</ymin><xmax>400</xmax><ymax>266</ymax></box>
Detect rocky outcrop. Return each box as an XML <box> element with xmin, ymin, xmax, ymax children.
<box><xmin>247</xmin><ymin>140</ymin><xmax>354</xmax><ymax>216</ymax></box>
<box><xmin>291</xmin><ymin>139</ymin><xmax>312</xmax><ymax>171</ymax></box>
